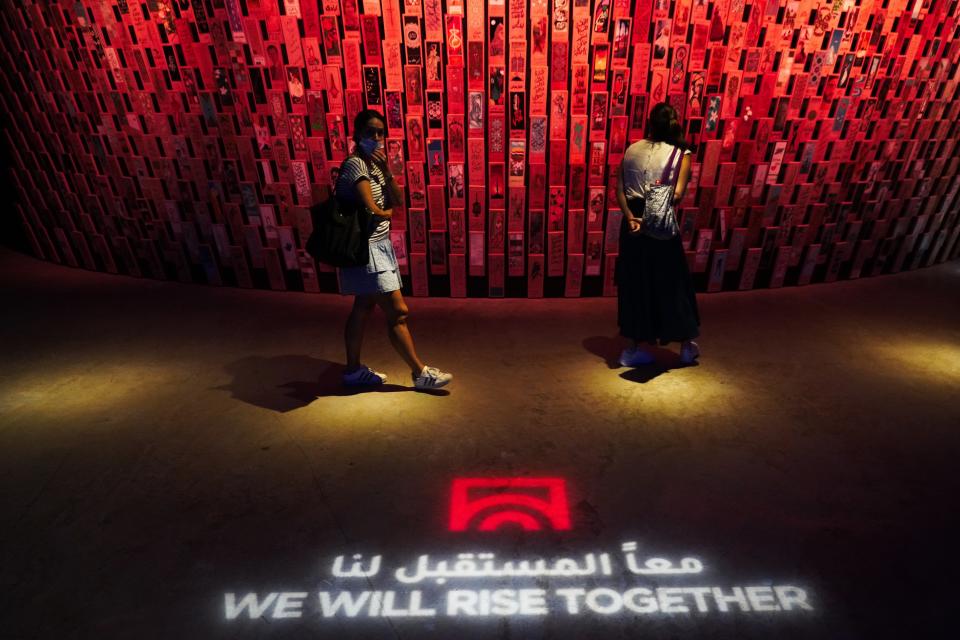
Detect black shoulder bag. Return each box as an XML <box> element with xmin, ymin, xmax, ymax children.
<box><xmin>305</xmin><ymin>193</ymin><xmax>373</xmax><ymax>268</ymax></box>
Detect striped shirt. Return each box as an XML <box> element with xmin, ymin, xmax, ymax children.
<box><xmin>336</xmin><ymin>155</ymin><xmax>390</xmax><ymax>243</ymax></box>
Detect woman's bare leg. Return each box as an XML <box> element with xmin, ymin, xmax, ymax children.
<box><xmin>377</xmin><ymin>290</ymin><xmax>426</xmax><ymax>376</ymax></box>
<box><xmin>344</xmin><ymin>295</ymin><xmax>377</xmax><ymax>371</ymax></box>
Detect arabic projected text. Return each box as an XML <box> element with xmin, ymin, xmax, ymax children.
<box><xmin>223</xmin><ymin>542</ymin><xmax>815</xmax><ymax>622</ymax></box>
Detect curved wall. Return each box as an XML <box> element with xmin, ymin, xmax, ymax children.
<box><xmin>2</xmin><ymin>0</ymin><xmax>959</xmax><ymax>297</ymax></box>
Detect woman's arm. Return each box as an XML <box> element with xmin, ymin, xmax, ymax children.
<box><xmin>673</xmin><ymin>153</ymin><xmax>693</xmax><ymax>205</ymax></box>
<box><xmin>370</xmin><ymin>149</ymin><xmax>404</xmax><ymax>206</ymax></box>
<box><xmin>353</xmin><ymin>178</ymin><xmax>392</xmax><ymax>218</ymax></box>
<box><xmin>383</xmin><ymin>172</ymin><xmax>403</xmax><ymax>206</ymax></box>
<box><xmin>616</xmin><ymin>162</ymin><xmax>632</xmax><ymax>219</ymax></box>
<box><xmin>617</xmin><ymin>161</ymin><xmax>643</xmax><ymax>233</ymax></box>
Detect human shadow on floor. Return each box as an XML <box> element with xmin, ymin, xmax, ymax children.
<box><xmin>582</xmin><ymin>335</ymin><xmax>627</xmax><ymax>369</ymax></box>
<box><xmin>582</xmin><ymin>335</ymin><xmax>692</xmax><ymax>383</ymax></box>
<box><xmin>218</xmin><ymin>355</ymin><xmax>432</xmax><ymax>413</ymax></box>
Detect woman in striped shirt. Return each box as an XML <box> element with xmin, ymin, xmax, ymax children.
<box><xmin>337</xmin><ymin>109</ymin><xmax>453</xmax><ymax>390</ymax></box>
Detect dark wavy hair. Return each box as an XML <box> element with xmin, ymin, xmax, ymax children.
<box><xmin>352</xmin><ymin>109</ymin><xmax>387</xmax><ymax>143</ymax></box>
<box><xmin>645</xmin><ymin>102</ymin><xmax>688</xmax><ymax>149</ymax></box>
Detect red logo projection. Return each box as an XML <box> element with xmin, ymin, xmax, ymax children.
<box><xmin>449</xmin><ymin>477</ymin><xmax>571</xmax><ymax>532</ymax></box>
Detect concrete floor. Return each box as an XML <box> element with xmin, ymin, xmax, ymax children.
<box><xmin>1</xmin><ymin>248</ymin><xmax>958</xmax><ymax>640</ymax></box>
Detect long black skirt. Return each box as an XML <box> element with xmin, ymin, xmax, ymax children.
<box><xmin>616</xmin><ymin>206</ymin><xmax>700</xmax><ymax>344</ymax></box>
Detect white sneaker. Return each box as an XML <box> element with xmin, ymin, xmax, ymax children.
<box><xmin>619</xmin><ymin>347</ymin><xmax>656</xmax><ymax>367</ymax></box>
<box><xmin>413</xmin><ymin>365</ymin><xmax>453</xmax><ymax>389</ymax></box>
<box><xmin>679</xmin><ymin>341</ymin><xmax>701</xmax><ymax>364</ymax></box>
<box><xmin>342</xmin><ymin>366</ymin><xmax>387</xmax><ymax>386</ymax></box>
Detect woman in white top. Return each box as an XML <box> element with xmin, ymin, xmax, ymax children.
<box><xmin>614</xmin><ymin>102</ymin><xmax>701</xmax><ymax>366</ymax></box>
<box><xmin>337</xmin><ymin>109</ymin><xmax>452</xmax><ymax>390</ymax></box>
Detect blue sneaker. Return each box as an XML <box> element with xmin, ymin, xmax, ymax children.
<box><xmin>619</xmin><ymin>347</ymin><xmax>656</xmax><ymax>367</ymax></box>
<box><xmin>679</xmin><ymin>341</ymin><xmax>700</xmax><ymax>364</ymax></box>
<box><xmin>342</xmin><ymin>366</ymin><xmax>387</xmax><ymax>386</ymax></box>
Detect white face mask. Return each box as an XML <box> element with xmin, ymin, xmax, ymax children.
<box><xmin>358</xmin><ymin>137</ymin><xmax>381</xmax><ymax>155</ymax></box>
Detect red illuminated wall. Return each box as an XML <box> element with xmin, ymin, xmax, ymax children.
<box><xmin>1</xmin><ymin>0</ymin><xmax>958</xmax><ymax>297</ymax></box>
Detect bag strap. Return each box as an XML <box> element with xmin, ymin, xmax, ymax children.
<box><xmin>660</xmin><ymin>146</ymin><xmax>681</xmax><ymax>185</ymax></box>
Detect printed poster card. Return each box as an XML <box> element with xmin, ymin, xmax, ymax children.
<box><xmin>449</xmin><ymin>253</ymin><xmax>467</xmax><ymax>297</ymax></box>
<box><xmin>409</xmin><ymin>208</ymin><xmax>427</xmax><ymax>252</ymax></box>
<box><xmin>548</xmin><ymin>186</ymin><xmax>566</xmax><ymax>231</ymax></box>
<box><xmin>571</xmin><ymin>65</ymin><xmax>589</xmax><ymax>112</ymax></box>
<box><xmin>424</xmin><ymin>41</ymin><xmax>444</xmax><ymax>89</ymax></box>
<box><xmin>509</xmin><ymin>90</ymin><xmax>526</xmax><ymax>131</ymax></box>
<box><xmin>489</xmin><ymin>162</ymin><xmax>506</xmax><ymax>206</ymax></box>
<box><xmin>448</xmin><ymin>163</ymin><xmax>466</xmax><ymax>207</ymax></box>
<box><xmin>630</xmin><ymin>44</ymin><xmax>651</xmax><ymax>94</ymax></box>
<box><xmin>737</xmin><ymin>246</ymin><xmax>762</xmax><ymax>290</ymax></box>
<box><xmin>468</xmin><ymin>42</ymin><xmax>486</xmax><ymax>89</ymax></box>
<box><xmin>383</xmin><ymin>42</ymin><xmax>404</xmax><ymax>88</ymax></box>
<box><xmin>527</xmin><ymin>253</ymin><xmax>545</xmax><ymax>297</ymax></box>
<box><xmin>550</xmin><ymin>91</ymin><xmax>569</xmax><ymax>139</ymax></box>
<box><xmin>509</xmin><ymin>50</ymin><xmax>527</xmax><ymax>89</ymax></box>
<box><xmin>564</xmin><ymin>253</ymin><xmax>584</xmax><ymax>296</ymax></box>
<box><xmin>528</xmin><ymin>210</ymin><xmax>546</xmax><ymax>253</ymax></box>
<box><xmin>547</xmin><ymin>230</ymin><xmax>565</xmax><ymax>276</ymax></box>
<box><xmin>604</xmin><ymin>208</ymin><xmax>623</xmax><ymax>254</ymax></box>
<box><xmin>505</xmin><ymin>189</ymin><xmax>525</xmax><ymax>235</ymax></box>
<box><xmin>797</xmin><ymin>244</ymin><xmax>821</xmax><ymax>286</ymax></box>
<box><xmin>363</xmin><ymin>66</ymin><xmax>383</xmax><ymax>106</ymax></box>
<box><xmin>410</xmin><ymin>252</ymin><xmax>429</xmax><ymax>296</ymax></box>
<box><xmin>531</xmin><ymin>8</ymin><xmax>550</xmax><ymax>63</ymax></box>
<box><xmin>489</xmin><ymin>66</ymin><xmax>506</xmax><ymax>112</ymax></box>
<box><xmin>589</xmin><ymin>92</ymin><xmax>609</xmax><ymax>139</ymax></box>
<box><xmin>448</xmin><ymin>208</ymin><xmax>467</xmax><ymax>252</ymax></box>
<box><xmin>530</xmin><ymin>117</ymin><xmax>548</xmax><ymax>159</ymax></box>
<box><xmin>488</xmin><ymin>253</ymin><xmax>505</xmax><ymax>297</ymax></box>
<box><xmin>427</xmin><ymin>92</ymin><xmax>445</xmax><ymax>136</ymax></box>
<box><xmin>468</xmin><ymin>187</ymin><xmax>486</xmax><ymax>232</ymax></box>
<box><xmin>404</xmin><ymin>65</ymin><xmax>424</xmax><ymax>113</ymax></box>
<box><xmin>530</xmin><ymin>66</ymin><xmax>549</xmax><ymax>114</ymax></box>
<box><xmin>602</xmin><ymin>253</ymin><xmax>618</xmax><ymax>296</ymax></box>
<box><xmin>447</xmin><ymin>15</ymin><xmax>465</xmax><ymax>62</ymax></box>
<box><xmin>585</xmin><ymin>230</ymin><xmax>603</xmax><ymax>275</ymax></box>
<box><xmin>570</xmin><ymin>115</ymin><xmax>588</xmax><ymax>162</ymax></box>
<box><xmin>592</xmin><ymin>44</ymin><xmax>610</xmax><ymax>86</ymax></box>
<box><xmin>468</xmin><ymin>138</ymin><xmax>486</xmax><ymax>183</ymax></box>
<box><xmin>468</xmin><ymin>91</ymin><xmax>485</xmax><ymax>132</ymax></box>
<box><xmin>489</xmin><ymin>116</ymin><xmax>506</xmax><ymax>160</ymax></box>
<box><xmin>429</xmin><ymin>230</ymin><xmax>448</xmax><ymax>274</ymax></box>
<box><xmin>427</xmin><ymin>139</ymin><xmax>446</xmax><ymax>183</ymax></box>
<box><xmin>694</xmin><ymin>228</ymin><xmax>713</xmax><ymax>272</ymax></box>
<box><xmin>610</xmin><ymin>68</ymin><xmax>629</xmax><ymax>115</ymax></box>
<box><xmin>529</xmin><ymin>164</ymin><xmax>548</xmax><ymax>208</ymax></box>
<box><xmin>509</xmin><ymin>140</ymin><xmax>526</xmax><ymax>185</ymax></box>
<box><xmin>469</xmin><ymin>230</ymin><xmax>485</xmax><ymax>274</ymax></box>
<box><xmin>488</xmin><ymin>208</ymin><xmax>505</xmax><ymax>252</ymax></box>
<box><xmin>566</xmin><ymin>208</ymin><xmax>585</xmax><ymax>253</ymax></box>
<box><xmin>571</xmin><ymin>6</ymin><xmax>591</xmax><ymax>64</ymax></box>
<box><xmin>262</xmin><ymin>247</ymin><xmax>285</xmax><ymax>290</ymax></box>
<box><xmin>551</xmin><ymin>41</ymin><xmax>570</xmax><ymax>90</ymax></box>
<box><xmin>612</xmin><ymin>18</ymin><xmax>631</xmax><ymax>61</ymax></box>
<box><xmin>448</xmin><ymin>66</ymin><xmax>466</xmax><ymax>113</ymax></box>
<box><xmin>508</xmin><ymin>232</ymin><xmax>525</xmax><ymax>276</ymax></box>
<box><xmin>428</xmin><ymin>185</ymin><xmax>447</xmax><ymax>228</ymax></box>
<box><xmin>587</xmin><ymin>187</ymin><xmax>606</xmax><ymax>230</ymax></box>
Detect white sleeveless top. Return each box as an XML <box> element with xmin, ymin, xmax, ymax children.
<box><xmin>621</xmin><ymin>140</ymin><xmax>691</xmax><ymax>200</ymax></box>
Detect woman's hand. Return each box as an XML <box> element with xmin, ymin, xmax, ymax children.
<box><xmin>375</xmin><ymin>208</ymin><xmax>393</xmax><ymax>219</ymax></box>
<box><xmin>627</xmin><ymin>218</ymin><xmax>643</xmax><ymax>234</ymax></box>
<box><xmin>371</xmin><ymin>148</ymin><xmax>388</xmax><ymax>168</ymax></box>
